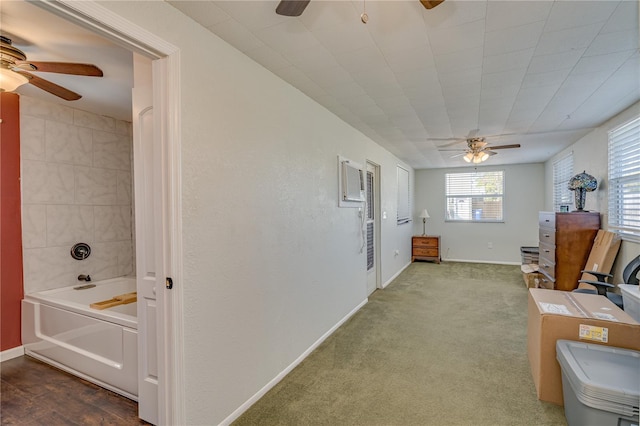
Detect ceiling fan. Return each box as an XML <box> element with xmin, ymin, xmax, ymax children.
<box><xmin>0</xmin><ymin>35</ymin><xmax>103</xmax><ymax>101</ymax></box>
<box><xmin>437</xmin><ymin>136</ymin><xmax>521</xmax><ymax>164</ymax></box>
<box><xmin>276</xmin><ymin>0</ymin><xmax>444</xmax><ymax>17</ymax></box>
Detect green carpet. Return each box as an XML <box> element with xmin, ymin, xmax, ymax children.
<box><xmin>233</xmin><ymin>262</ymin><xmax>567</xmax><ymax>426</ymax></box>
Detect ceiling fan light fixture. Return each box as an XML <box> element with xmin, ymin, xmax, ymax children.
<box><xmin>0</xmin><ymin>66</ymin><xmax>28</xmax><ymax>92</ymax></box>
<box><xmin>468</xmin><ymin>152</ymin><xmax>488</xmax><ymax>164</ymax></box>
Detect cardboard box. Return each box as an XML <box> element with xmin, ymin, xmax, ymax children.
<box><xmin>521</xmin><ymin>264</ymin><xmax>540</xmax><ymax>288</ymax></box>
<box><xmin>527</xmin><ymin>288</ymin><xmax>640</xmax><ymax>406</ymax></box>
<box><xmin>523</xmin><ymin>272</ymin><xmax>540</xmax><ymax>288</ymax></box>
<box><xmin>579</xmin><ymin>230</ymin><xmax>621</xmax><ymax>283</ymax></box>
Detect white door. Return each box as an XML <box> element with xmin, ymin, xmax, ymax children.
<box><xmin>366</xmin><ymin>162</ymin><xmax>380</xmax><ymax>295</ymax></box>
<box><xmin>132</xmin><ymin>53</ymin><xmax>159</xmax><ymax>425</ymax></box>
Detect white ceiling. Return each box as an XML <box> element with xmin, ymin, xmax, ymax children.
<box><xmin>169</xmin><ymin>0</ymin><xmax>640</xmax><ymax>168</ymax></box>
<box><xmin>0</xmin><ymin>0</ymin><xmax>133</xmax><ymax>121</ymax></box>
<box><xmin>1</xmin><ymin>1</ymin><xmax>638</xmax><ymax>169</ymax></box>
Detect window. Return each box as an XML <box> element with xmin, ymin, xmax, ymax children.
<box><xmin>445</xmin><ymin>170</ymin><xmax>504</xmax><ymax>222</ymax></box>
<box><xmin>397</xmin><ymin>165</ymin><xmax>410</xmax><ymax>224</ymax></box>
<box><xmin>553</xmin><ymin>153</ymin><xmax>574</xmax><ymax>211</ymax></box>
<box><xmin>608</xmin><ymin>117</ymin><xmax>640</xmax><ymax>242</ymax></box>
<box><xmin>366</xmin><ymin>169</ymin><xmax>374</xmax><ymax>271</ymax></box>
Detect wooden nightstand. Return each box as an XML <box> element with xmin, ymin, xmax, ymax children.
<box><xmin>412</xmin><ymin>235</ymin><xmax>440</xmax><ymax>264</ymax></box>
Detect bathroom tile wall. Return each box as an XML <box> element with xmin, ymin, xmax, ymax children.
<box><xmin>20</xmin><ymin>96</ymin><xmax>134</xmax><ymax>294</ymax></box>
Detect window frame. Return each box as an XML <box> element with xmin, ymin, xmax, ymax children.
<box><xmin>444</xmin><ymin>170</ymin><xmax>505</xmax><ymax>223</ymax></box>
<box><xmin>397</xmin><ymin>165</ymin><xmax>410</xmax><ymax>225</ymax></box>
<box><xmin>608</xmin><ymin>116</ymin><xmax>640</xmax><ymax>242</ymax></box>
<box><xmin>553</xmin><ymin>153</ymin><xmax>574</xmax><ymax>212</ymax></box>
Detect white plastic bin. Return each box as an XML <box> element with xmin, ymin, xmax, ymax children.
<box><xmin>619</xmin><ymin>284</ymin><xmax>640</xmax><ymax>322</ymax></box>
<box><xmin>556</xmin><ymin>340</ymin><xmax>640</xmax><ymax>426</ymax></box>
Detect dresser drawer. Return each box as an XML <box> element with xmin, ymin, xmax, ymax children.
<box><xmin>539</xmin><ymin>212</ymin><xmax>556</xmax><ymax>229</ymax></box>
<box><xmin>539</xmin><ymin>258</ymin><xmax>556</xmax><ymax>279</ymax></box>
<box><xmin>539</xmin><ymin>227</ymin><xmax>556</xmax><ymax>246</ymax></box>
<box><xmin>413</xmin><ymin>247</ymin><xmax>439</xmax><ymax>257</ymax></box>
<box><xmin>413</xmin><ymin>237</ymin><xmax>438</xmax><ymax>248</ymax></box>
<box><xmin>538</xmin><ymin>274</ymin><xmax>555</xmax><ymax>290</ymax></box>
<box><xmin>539</xmin><ymin>242</ymin><xmax>555</xmax><ymax>262</ymax></box>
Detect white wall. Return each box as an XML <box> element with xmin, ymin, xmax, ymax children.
<box><xmin>545</xmin><ymin>101</ymin><xmax>640</xmax><ymax>281</ymax></box>
<box><xmin>20</xmin><ymin>96</ymin><xmax>134</xmax><ymax>293</ymax></box>
<box><xmin>99</xmin><ymin>2</ymin><xmax>413</xmax><ymax>424</ymax></box>
<box><xmin>415</xmin><ymin>163</ymin><xmax>545</xmax><ymax>264</ymax></box>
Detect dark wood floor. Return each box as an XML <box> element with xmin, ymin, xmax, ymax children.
<box><xmin>1</xmin><ymin>355</ymin><xmax>149</xmax><ymax>425</ymax></box>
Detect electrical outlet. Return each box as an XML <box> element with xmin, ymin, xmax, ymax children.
<box><xmin>487</xmin><ymin>242</ymin><xmax>493</xmax><ymax>249</ymax></box>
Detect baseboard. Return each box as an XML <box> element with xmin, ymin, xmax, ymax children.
<box><xmin>1</xmin><ymin>346</ymin><xmax>24</xmax><ymax>362</ymax></box>
<box><xmin>444</xmin><ymin>258</ymin><xmax>521</xmax><ymax>266</ymax></box>
<box><xmin>219</xmin><ymin>298</ymin><xmax>368</xmax><ymax>426</ymax></box>
<box><xmin>382</xmin><ymin>261</ymin><xmax>411</xmax><ymax>289</ymax></box>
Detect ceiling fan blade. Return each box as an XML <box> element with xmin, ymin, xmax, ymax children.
<box><xmin>488</xmin><ymin>144</ymin><xmax>521</xmax><ymax>150</ymax></box>
<box><xmin>438</xmin><ymin>148</ymin><xmax>466</xmax><ymax>152</ymax></box>
<box><xmin>435</xmin><ymin>139</ymin><xmax>466</xmax><ymax>149</ymax></box>
<box><xmin>485</xmin><ymin>150</ymin><xmax>498</xmax><ymax>156</ymax></box>
<box><xmin>17</xmin><ymin>71</ymin><xmax>81</xmax><ymax>101</ymax></box>
<box><xmin>276</xmin><ymin>0</ymin><xmax>311</xmax><ymax>16</ymax></box>
<box><xmin>450</xmin><ymin>152</ymin><xmax>466</xmax><ymax>158</ymax></box>
<box><xmin>16</xmin><ymin>61</ymin><xmax>103</xmax><ymax>77</ymax></box>
<box><xmin>420</xmin><ymin>0</ymin><xmax>445</xmax><ymax>10</ymax></box>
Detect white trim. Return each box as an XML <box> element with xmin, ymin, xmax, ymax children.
<box><xmin>444</xmin><ymin>258</ymin><xmax>520</xmax><ymax>266</ymax></box>
<box><xmin>218</xmin><ymin>299</ymin><xmax>368</xmax><ymax>426</ymax></box>
<box><xmin>156</xmin><ymin>51</ymin><xmax>186</xmax><ymax>425</ymax></box>
<box><xmin>382</xmin><ymin>261</ymin><xmax>411</xmax><ymax>288</ymax></box>
<box><xmin>34</xmin><ymin>1</ymin><xmax>175</xmax><ymax>59</ymax></box>
<box><xmin>1</xmin><ymin>346</ymin><xmax>25</xmax><ymax>362</ymax></box>
<box><xmin>33</xmin><ymin>1</ymin><xmax>185</xmax><ymax>424</ymax></box>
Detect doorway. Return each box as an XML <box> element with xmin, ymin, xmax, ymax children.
<box><xmin>366</xmin><ymin>161</ymin><xmax>381</xmax><ymax>296</ymax></box>
<box><xmin>32</xmin><ymin>1</ymin><xmax>184</xmax><ymax>424</ymax></box>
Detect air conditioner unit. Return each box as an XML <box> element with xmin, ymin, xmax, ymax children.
<box><xmin>342</xmin><ymin>160</ymin><xmax>365</xmax><ymax>202</ymax></box>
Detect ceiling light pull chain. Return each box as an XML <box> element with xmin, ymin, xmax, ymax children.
<box><xmin>361</xmin><ymin>0</ymin><xmax>368</xmax><ymax>24</ymax></box>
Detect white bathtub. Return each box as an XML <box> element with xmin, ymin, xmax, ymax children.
<box><xmin>22</xmin><ymin>277</ymin><xmax>138</xmax><ymax>400</ymax></box>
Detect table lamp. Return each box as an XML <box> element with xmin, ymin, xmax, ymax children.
<box><xmin>419</xmin><ymin>209</ymin><xmax>430</xmax><ymax>235</ymax></box>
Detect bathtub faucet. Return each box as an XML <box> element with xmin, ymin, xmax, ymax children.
<box><xmin>78</xmin><ymin>274</ymin><xmax>92</xmax><ymax>282</ymax></box>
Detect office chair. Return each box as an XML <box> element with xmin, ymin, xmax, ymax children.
<box><xmin>574</xmin><ymin>254</ymin><xmax>640</xmax><ymax>309</ymax></box>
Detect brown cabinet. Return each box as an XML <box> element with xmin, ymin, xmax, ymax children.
<box><xmin>538</xmin><ymin>212</ymin><xmax>600</xmax><ymax>291</ymax></box>
<box><xmin>412</xmin><ymin>236</ymin><xmax>440</xmax><ymax>264</ymax></box>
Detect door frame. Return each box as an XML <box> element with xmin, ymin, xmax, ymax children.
<box><xmin>366</xmin><ymin>160</ymin><xmax>381</xmax><ymax>293</ymax></box>
<box><xmin>34</xmin><ymin>1</ymin><xmax>184</xmax><ymax>424</ymax></box>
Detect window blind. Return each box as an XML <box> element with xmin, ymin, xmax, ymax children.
<box><xmin>553</xmin><ymin>153</ymin><xmax>574</xmax><ymax>211</ymax></box>
<box><xmin>445</xmin><ymin>171</ymin><xmax>504</xmax><ymax>222</ymax></box>
<box><xmin>397</xmin><ymin>166</ymin><xmax>410</xmax><ymax>224</ymax></box>
<box><xmin>608</xmin><ymin>117</ymin><xmax>640</xmax><ymax>242</ymax></box>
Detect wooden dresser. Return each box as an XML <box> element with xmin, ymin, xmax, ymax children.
<box><xmin>538</xmin><ymin>212</ymin><xmax>600</xmax><ymax>291</ymax></box>
<box><xmin>412</xmin><ymin>236</ymin><xmax>440</xmax><ymax>264</ymax></box>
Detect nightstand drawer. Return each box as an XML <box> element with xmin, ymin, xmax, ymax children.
<box><xmin>412</xmin><ymin>237</ymin><xmax>438</xmax><ymax>248</ymax></box>
<box><xmin>413</xmin><ymin>248</ymin><xmax>438</xmax><ymax>257</ymax></box>
<box><xmin>411</xmin><ymin>235</ymin><xmax>440</xmax><ymax>264</ymax></box>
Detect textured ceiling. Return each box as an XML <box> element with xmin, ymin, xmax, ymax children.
<box><xmin>1</xmin><ymin>1</ymin><xmax>638</xmax><ymax>169</ymax></box>
<box><xmin>0</xmin><ymin>0</ymin><xmax>133</xmax><ymax>121</ymax></box>
<box><xmin>169</xmin><ymin>0</ymin><xmax>640</xmax><ymax>169</ymax></box>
